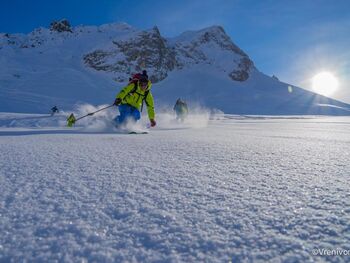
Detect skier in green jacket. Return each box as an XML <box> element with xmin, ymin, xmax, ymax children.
<box><xmin>114</xmin><ymin>72</ymin><xmax>156</xmax><ymax>127</ymax></box>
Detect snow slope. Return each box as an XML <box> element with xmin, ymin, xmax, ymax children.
<box><xmin>1</xmin><ymin>113</ymin><xmax>349</xmax><ymax>262</ymax></box>
<box><xmin>153</xmin><ymin>66</ymin><xmax>350</xmax><ymax>115</ymax></box>
<box><xmin>0</xmin><ymin>23</ymin><xmax>135</xmax><ymax>113</ymax></box>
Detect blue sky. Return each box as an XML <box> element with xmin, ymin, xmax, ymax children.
<box><xmin>2</xmin><ymin>0</ymin><xmax>349</xmax><ymax>103</ymax></box>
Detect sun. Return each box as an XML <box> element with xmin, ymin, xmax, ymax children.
<box><xmin>312</xmin><ymin>72</ymin><xmax>338</xmax><ymax>96</ymax></box>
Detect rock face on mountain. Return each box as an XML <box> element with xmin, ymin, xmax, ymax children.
<box><xmin>171</xmin><ymin>26</ymin><xmax>254</xmax><ymax>81</ymax></box>
<box><xmin>82</xmin><ymin>25</ymin><xmax>254</xmax><ymax>83</ymax></box>
<box><xmin>83</xmin><ymin>26</ymin><xmax>178</xmax><ymax>83</ymax></box>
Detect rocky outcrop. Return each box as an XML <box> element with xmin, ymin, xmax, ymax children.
<box><xmin>173</xmin><ymin>26</ymin><xmax>254</xmax><ymax>81</ymax></box>
<box><xmin>84</xmin><ymin>50</ymin><xmax>115</xmax><ymax>71</ymax></box>
<box><xmin>83</xmin><ymin>27</ymin><xmax>177</xmax><ymax>83</ymax></box>
<box><xmin>50</xmin><ymin>19</ymin><xmax>73</xmax><ymax>33</ymax></box>
<box><xmin>82</xmin><ymin>25</ymin><xmax>255</xmax><ymax>83</ymax></box>
<box><xmin>113</xmin><ymin>26</ymin><xmax>178</xmax><ymax>82</ymax></box>
<box><xmin>229</xmin><ymin>57</ymin><xmax>253</xmax><ymax>81</ymax></box>
<box><xmin>272</xmin><ymin>75</ymin><xmax>279</xmax><ymax>81</ymax></box>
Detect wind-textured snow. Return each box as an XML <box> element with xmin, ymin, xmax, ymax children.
<box><xmin>0</xmin><ymin>114</ymin><xmax>349</xmax><ymax>262</ymax></box>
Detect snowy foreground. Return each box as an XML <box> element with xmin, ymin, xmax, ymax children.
<box><xmin>0</xmin><ymin>112</ymin><xmax>350</xmax><ymax>262</ymax></box>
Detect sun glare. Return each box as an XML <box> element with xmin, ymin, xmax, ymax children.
<box><xmin>312</xmin><ymin>72</ymin><xmax>338</xmax><ymax>96</ymax></box>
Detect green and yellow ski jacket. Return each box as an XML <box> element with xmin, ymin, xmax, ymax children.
<box><xmin>116</xmin><ymin>80</ymin><xmax>155</xmax><ymax>120</ymax></box>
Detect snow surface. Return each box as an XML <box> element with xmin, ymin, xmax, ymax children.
<box><xmin>1</xmin><ymin>112</ymin><xmax>349</xmax><ymax>262</ymax></box>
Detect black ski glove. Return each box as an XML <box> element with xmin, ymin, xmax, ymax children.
<box><xmin>114</xmin><ymin>98</ymin><xmax>122</xmax><ymax>106</ymax></box>
<box><xmin>150</xmin><ymin>119</ymin><xmax>156</xmax><ymax>127</ymax></box>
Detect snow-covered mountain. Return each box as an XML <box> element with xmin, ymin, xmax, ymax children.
<box><xmin>1</xmin><ymin>19</ymin><xmax>349</xmax><ymax>115</ymax></box>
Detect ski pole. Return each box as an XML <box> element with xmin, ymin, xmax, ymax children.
<box><xmin>67</xmin><ymin>104</ymin><xmax>114</xmax><ymax>127</ymax></box>
<box><xmin>75</xmin><ymin>104</ymin><xmax>114</xmax><ymax>121</ymax></box>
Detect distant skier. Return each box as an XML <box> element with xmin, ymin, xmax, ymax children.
<box><xmin>51</xmin><ymin>105</ymin><xmax>59</xmax><ymax>116</ymax></box>
<box><xmin>113</xmin><ymin>71</ymin><xmax>156</xmax><ymax>128</ymax></box>
<box><xmin>66</xmin><ymin>113</ymin><xmax>76</xmax><ymax>127</ymax></box>
<box><xmin>174</xmin><ymin>98</ymin><xmax>188</xmax><ymax>122</ymax></box>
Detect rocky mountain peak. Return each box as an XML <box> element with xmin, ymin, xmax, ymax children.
<box><xmin>168</xmin><ymin>26</ymin><xmax>255</xmax><ymax>81</ymax></box>
<box><xmin>50</xmin><ymin>19</ymin><xmax>73</xmax><ymax>33</ymax></box>
<box><xmin>197</xmin><ymin>26</ymin><xmax>248</xmax><ymax>56</ymax></box>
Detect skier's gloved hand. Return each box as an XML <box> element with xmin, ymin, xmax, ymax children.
<box><xmin>114</xmin><ymin>98</ymin><xmax>122</xmax><ymax>106</ymax></box>
<box><xmin>150</xmin><ymin>119</ymin><xmax>156</xmax><ymax>127</ymax></box>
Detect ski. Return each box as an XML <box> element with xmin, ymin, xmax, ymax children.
<box><xmin>128</xmin><ymin>131</ymin><xmax>149</xmax><ymax>134</ymax></box>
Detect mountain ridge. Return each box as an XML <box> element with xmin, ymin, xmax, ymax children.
<box><xmin>0</xmin><ymin>20</ymin><xmax>349</xmax><ymax>115</ymax></box>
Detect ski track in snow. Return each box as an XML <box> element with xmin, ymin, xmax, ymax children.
<box><xmin>0</xmin><ymin>114</ymin><xmax>350</xmax><ymax>262</ymax></box>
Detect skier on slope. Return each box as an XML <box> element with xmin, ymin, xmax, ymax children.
<box><xmin>66</xmin><ymin>113</ymin><xmax>76</xmax><ymax>127</ymax></box>
<box><xmin>113</xmin><ymin>71</ymin><xmax>156</xmax><ymax>127</ymax></box>
<box><xmin>174</xmin><ymin>98</ymin><xmax>188</xmax><ymax>122</ymax></box>
<box><xmin>51</xmin><ymin>105</ymin><xmax>59</xmax><ymax>116</ymax></box>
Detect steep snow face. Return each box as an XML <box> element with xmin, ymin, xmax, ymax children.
<box><xmin>0</xmin><ymin>21</ymin><xmax>349</xmax><ymax>115</ymax></box>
